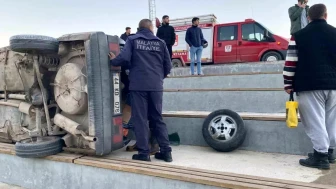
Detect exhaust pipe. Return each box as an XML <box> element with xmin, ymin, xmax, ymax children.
<box><xmin>54</xmin><ymin>113</ymin><xmax>96</xmax><ymax>142</ymax></box>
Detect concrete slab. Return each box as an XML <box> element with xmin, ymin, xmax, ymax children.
<box><xmin>164</xmin><ymin>73</ymin><xmax>283</xmax><ymax>89</ymax></box>
<box><xmin>163</xmin><ymin>91</ymin><xmax>288</xmax><ymax>113</ymax></box>
<box><xmin>108</xmin><ymin>144</ymin><xmax>334</xmax><ymax>185</ymax></box>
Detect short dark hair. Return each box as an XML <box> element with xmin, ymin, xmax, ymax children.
<box><xmin>308</xmin><ymin>4</ymin><xmax>327</xmax><ymax>20</ymax></box>
<box><xmin>192</xmin><ymin>17</ymin><xmax>199</xmax><ymax>23</ymax></box>
<box><xmin>162</xmin><ymin>15</ymin><xmax>169</xmax><ymax>19</ymax></box>
<box><xmin>125</xmin><ymin>27</ymin><xmax>131</xmax><ymax>31</ymax></box>
<box><xmin>138</xmin><ymin>19</ymin><xmax>152</xmax><ymax>29</ymax></box>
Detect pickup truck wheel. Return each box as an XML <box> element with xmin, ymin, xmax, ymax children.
<box><xmin>202</xmin><ymin>109</ymin><xmax>246</xmax><ymax>152</ymax></box>
<box><xmin>172</xmin><ymin>59</ymin><xmax>182</xmax><ymax>68</ymax></box>
<box><xmin>15</xmin><ymin>136</ymin><xmax>63</xmax><ymax>158</ymax></box>
<box><xmin>10</xmin><ymin>35</ymin><xmax>59</xmax><ymax>54</ymax></box>
<box><xmin>261</xmin><ymin>51</ymin><xmax>281</xmax><ymax>62</ymax></box>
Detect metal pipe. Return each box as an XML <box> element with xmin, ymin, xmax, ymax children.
<box><xmin>0</xmin><ymin>94</ymin><xmax>26</xmax><ymax>100</ymax></box>
<box><xmin>33</xmin><ymin>56</ymin><xmax>52</xmax><ymax>133</ymax></box>
<box><xmin>80</xmin><ymin>131</ymin><xmax>97</xmax><ymax>142</ymax></box>
<box><xmin>53</xmin><ymin>113</ymin><xmax>82</xmax><ymax>135</ymax></box>
<box><xmin>35</xmin><ymin>108</ymin><xmax>41</xmax><ymax>132</ymax></box>
<box><xmin>54</xmin><ymin>114</ymin><xmax>97</xmax><ymax>142</ymax></box>
<box><xmin>0</xmin><ymin>101</ymin><xmax>19</xmax><ymax>108</ymax></box>
<box><xmin>18</xmin><ymin>102</ymin><xmax>34</xmax><ymax>116</ymax></box>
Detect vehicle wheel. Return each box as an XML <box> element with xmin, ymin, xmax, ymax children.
<box><xmin>261</xmin><ymin>51</ymin><xmax>281</xmax><ymax>62</ymax></box>
<box><xmin>172</xmin><ymin>59</ymin><xmax>182</xmax><ymax>68</ymax></box>
<box><xmin>15</xmin><ymin>136</ymin><xmax>63</xmax><ymax>158</ymax></box>
<box><xmin>10</xmin><ymin>35</ymin><xmax>59</xmax><ymax>54</ymax></box>
<box><xmin>202</xmin><ymin>109</ymin><xmax>246</xmax><ymax>152</ymax></box>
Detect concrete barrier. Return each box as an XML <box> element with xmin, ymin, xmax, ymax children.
<box><xmin>164</xmin><ymin>117</ymin><xmax>312</xmax><ymax>155</ymax></box>
<box><xmin>163</xmin><ymin>91</ymin><xmax>288</xmax><ymax>113</ymax></box>
<box><xmin>164</xmin><ymin>73</ymin><xmax>283</xmax><ymax>89</ymax></box>
<box><xmin>170</xmin><ymin>61</ymin><xmax>285</xmax><ymax>76</ymax></box>
<box><xmin>0</xmin><ymin>153</ymin><xmax>221</xmax><ymax>189</ymax></box>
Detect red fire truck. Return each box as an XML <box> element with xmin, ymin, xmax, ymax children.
<box><xmin>166</xmin><ymin>14</ymin><xmax>289</xmax><ymax>67</ymax></box>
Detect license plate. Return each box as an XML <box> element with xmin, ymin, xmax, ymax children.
<box><xmin>113</xmin><ymin>73</ymin><xmax>121</xmax><ymax>114</ymax></box>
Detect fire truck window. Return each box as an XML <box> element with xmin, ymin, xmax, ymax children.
<box><xmin>217</xmin><ymin>25</ymin><xmax>237</xmax><ymax>41</ymax></box>
<box><xmin>242</xmin><ymin>23</ymin><xmax>267</xmax><ymax>42</ymax></box>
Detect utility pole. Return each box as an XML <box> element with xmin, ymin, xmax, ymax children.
<box><xmin>148</xmin><ymin>0</ymin><xmax>157</xmax><ymax>34</ymax></box>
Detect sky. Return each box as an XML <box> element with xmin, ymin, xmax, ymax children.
<box><xmin>0</xmin><ymin>0</ymin><xmax>335</xmax><ymax>47</ymax></box>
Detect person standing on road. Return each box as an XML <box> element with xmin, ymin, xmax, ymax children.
<box><xmin>156</xmin><ymin>15</ymin><xmax>176</xmax><ymax>59</ymax></box>
<box><xmin>120</xmin><ymin>27</ymin><xmax>131</xmax><ymax>41</ymax></box>
<box><xmin>109</xmin><ymin>19</ymin><xmax>173</xmax><ymax>162</ymax></box>
<box><xmin>288</xmin><ymin>0</ymin><xmax>310</xmax><ymax>35</ymax></box>
<box><xmin>283</xmin><ymin>4</ymin><xmax>336</xmax><ymax>170</ymax></box>
<box><xmin>185</xmin><ymin>17</ymin><xmax>208</xmax><ymax>75</ymax></box>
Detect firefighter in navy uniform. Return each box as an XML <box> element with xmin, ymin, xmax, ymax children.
<box><xmin>109</xmin><ymin>19</ymin><xmax>173</xmax><ymax>162</ymax></box>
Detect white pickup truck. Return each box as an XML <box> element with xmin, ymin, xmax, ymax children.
<box><xmin>0</xmin><ymin>32</ymin><xmax>125</xmax><ymax>158</ymax></box>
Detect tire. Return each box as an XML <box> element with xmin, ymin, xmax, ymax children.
<box><xmin>10</xmin><ymin>35</ymin><xmax>59</xmax><ymax>54</ymax></box>
<box><xmin>202</xmin><ymin>109</ymin><xmax>246</xmax><ymax>152</ymax></box>
<box><xmin>86</xmin><ymin>33</ymin><xmax>114</xmax><ymax>155</ymax></box>
<box><xmin>261</xmin><ymin>51</ymin><xmax>281</xmax><ymax>62</ymax></box>
<box><xmin>172</xmin><ymin>59</ymin><xmax>182</xmax><ymax>68</ymax></box>
<box><xmin>15</xmin><ymin>136</ymin><xmax>63</xmax><ymax>158</ymax></box>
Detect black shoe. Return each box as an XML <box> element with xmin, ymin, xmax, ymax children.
<box><xmin>308</xmin><ymin>149</ymin><xmax>336</xmax><ymax>164</ymax></box>
<box><xmin>132</xmin><ymin>154</ymin><xmax>151</xmax><ymax>162</ymax></box>
<box><xmin>155</xmin><ymin>152</ymin><xmax>173</xmax><ymax>162</ymax></box>
<box><xmin>300</xmin><ymin>150</ymin><xmax>330</xmax><ymax>170</ymax></box>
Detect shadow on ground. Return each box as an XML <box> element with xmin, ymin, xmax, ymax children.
<box><xmin>313</xmin><ymin>165</ymin><xmax>336</xmax><ymax>186</ymax></box>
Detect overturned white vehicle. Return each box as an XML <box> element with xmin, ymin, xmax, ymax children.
<box><xmin>0</xmin><ymin>32</ymin><xmax>124</xmax><ymax>158</ymax></box>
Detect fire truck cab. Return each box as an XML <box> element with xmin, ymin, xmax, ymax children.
<box><xmin>169</xmin><ymin>14</ymin><xmax>289</xmax><ymax>67</ymax></box>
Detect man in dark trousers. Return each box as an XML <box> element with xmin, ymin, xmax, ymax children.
<box><xmin>156</xmin><ymin>15</ymin><xmax>176</xmax><ymax>59</ymax></box>
<box><xmin>109</xmin><ymin>19</ymin><xmax>173</xmax><ymax>162</ymax></box>
<box><xmin>283</xmin><ymin>4</ymin><xmax>336</xmax><ymax>170</ymax></box>
<box><xmin>120</xmin><ymin>27</ymin><xmax>131</xmax><ymax>41</ymax></box>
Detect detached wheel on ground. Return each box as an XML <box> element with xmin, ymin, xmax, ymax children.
<box><xmin>202</xmin><ymin>109</ymin><xmax>246</xmax><ymax>152</ymax></box>
<box><xmin>15</xmin><ymin>136</ymin><xmax>63</xmax><ymax>158</ymax></box>
<box><xmin>10</xmin><ymin>34</ymin><xmax>59</xmax><ymax>54</ymax></box>
<box><xmin>172</xmin><ymin>59</ymin><xmax>183</xmax><ymax>68</ymax></box>
<box><xmin>261</xmin><ymin>51</ymin><xmax>281</xmax><ymax>62</ymax></box>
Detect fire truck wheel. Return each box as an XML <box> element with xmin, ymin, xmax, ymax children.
<box><xmin>172</xmin><ymin>59</ymin><xmax>183</xmax><ymax>68</ymax></box>
<box><xmin>15</xmin><ymin>136</ymin><xmax>63</xmax><ymax>158</ymax></box>
<box><xmin>261</xmin><ymin>51</ymin><xmax>281</xmax><ymax>62</ymax></box>
<box><xmin>10</xmin><ymin>34</ymin><xmax>59</xmax><ymax>54</ymax></box>
<box><xmin>202</xmin><ymin>109</ymin><xmax>246</xmax><ymax>152</ymax></box>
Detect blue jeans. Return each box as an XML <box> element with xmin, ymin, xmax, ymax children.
<box><xmin>190</xmin><ymin>46</ymin><xmax>203</xmax><ymax>75</ymax></box>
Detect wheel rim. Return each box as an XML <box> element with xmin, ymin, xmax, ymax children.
<box><xmin>20</xmin><ymin>137</ymin><xmax>56</xmax><ymax>144</ymax></box>
<box><xmin>266</xmin><ymin>56</ymin><xmax>278</xmax><ymax>61</ymax></box>
<box><xmin>208</xmin><ymin>115</ymin><xmax>237</xmax><ymax>142</ymax></box>
<box><xmin>173</xmin><ymin>62</ymin><xmax>179</xmax><ymax>68</ymax></box>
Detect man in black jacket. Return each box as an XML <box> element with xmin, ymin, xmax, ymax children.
<box><xmin>156</xmin><ymin>15</ymin><xmax>176</xmax><ymax>59</ymax></box>
<box><xmin>283</xmin><ymin>4</ymin><xmax>336</xmax><ymax>170</ymax></box>
<box><xmin>120</xmin><ymin>27</ymin><xmax>131</xmax><ymax>41</ymax></box>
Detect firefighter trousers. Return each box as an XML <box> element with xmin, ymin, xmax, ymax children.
<box><xmin>130</xmin><ymin>91</ymin><xmax>172</xmax><ymax>155</ymax></box>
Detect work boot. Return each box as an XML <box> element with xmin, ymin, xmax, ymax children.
<box><xmin>300</xmin><ymin>150</ymin><xmax>330</xmax><ymax>170</ymax></box>
<box><xmin>132</xmin><ymin>154</ymin><xmax>151</xmax><ymax>162</ymax></box>
<box><xmin>155</xmin><ymin>152</ymin><xmax>173</xmax><ymax>162</ymax></box>
<box><xmin>308</xmin><ymin>149</ymin><xmax>336</xmax><ymax>164</ymax></box>
<box><xmin>126</xmin><ymin>143</ymin><xmax>138</xmax><ymax>152</ymax></box>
